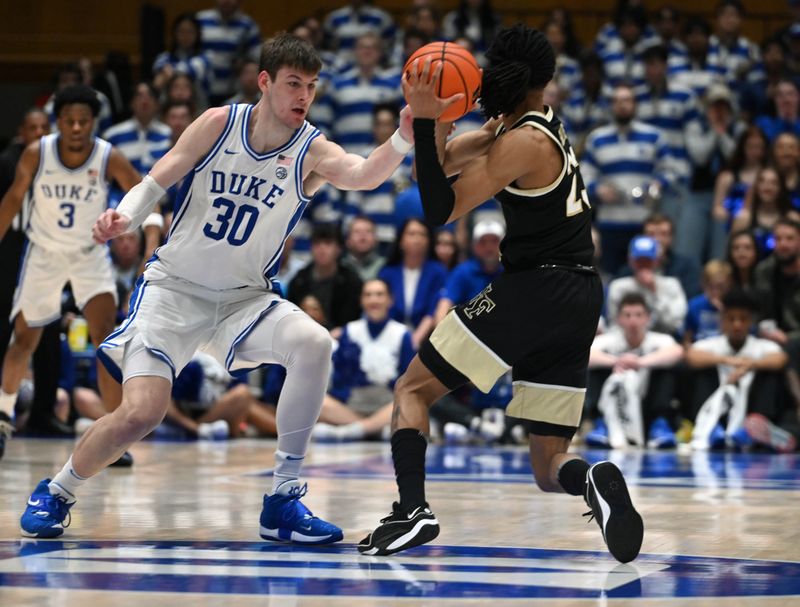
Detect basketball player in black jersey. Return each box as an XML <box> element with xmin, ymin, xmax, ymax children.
<box><xmin>359</xmin><ymin>24</ymin><xmax>644</xmax><ymax>562</ymax></box>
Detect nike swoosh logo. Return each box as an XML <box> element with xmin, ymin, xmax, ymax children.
<box><xmin>224</xmin><ymin>149</ymin><xmax>238</xmax><ymax>155</ymax></box>
<box><xmin>27</xmin><ymin>499</ymin><xmax>41</xmax><ymax>506</ymax></box>
<box><xmin>285</xmin><ymin>455</ymin><xmax>304</xmax><ymax>461</ymax></box>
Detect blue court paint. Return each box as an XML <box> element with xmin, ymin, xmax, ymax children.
<box><xmin>255</xmin><ymin>447</ymin><xmax>800</xmax><ymax>491</ymax></box>
<box><xmin>0</xmin><ymin>541</ymin><xmax>798</xmax><ymax>598</ymax></box>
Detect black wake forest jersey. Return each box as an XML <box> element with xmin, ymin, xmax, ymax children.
<box><xmin>493</xmin><ymin>107</ymin><xmax>594</xmax><ymax>271</ymax></box>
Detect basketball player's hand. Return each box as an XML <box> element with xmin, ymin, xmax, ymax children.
<box><xmin>403</xmin><ymin>57</ymin><xmax>464</xmax><ymax>120</ymax></box>
<box><xmin>398</xmin><ymin>105</ymin><xmax>414</xmax><ymax>143</ymax></box>
<box><xmin>93</xmin><ymin>209</ymin><xmax>131</xmax><ymax>244</ymax></box>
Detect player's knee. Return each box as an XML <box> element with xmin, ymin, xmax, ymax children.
<box><xmin>117</xmin><ymin>400</ymin><xmax>167</xmax><ymax>440</ymax></box>
<box><xmin>10</xmin><ymin>331</ymin><xmax>38</xmax><ymax>355</ymax></box>
<box><xmin>297</xmin><ymin>320</ymin><xmax>333</xmax><ymax>362</ymax></box>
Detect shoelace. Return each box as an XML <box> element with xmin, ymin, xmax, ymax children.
<box><xmin>379</xmin><ymin>502</ymin><xmax>403</xmax><ymax>523</ymax></box>
<box><xmin>286</xmin><ymin>482</ymin><xmax>308</xmax><ymax>501</ymax></box>
<box><xmin>44</xmin><ymin>495</ymin><xmax>72</xmax><ymax>529</ymax></box>
<box><xmin>582</xmin><ymin>510</ymin><xmax>595</xmax><ymax>524</ymax></box>
<box><xmin>282</xmin><ymin>483</ymin><xmax>319</xmax><ymax>522</ymax></box>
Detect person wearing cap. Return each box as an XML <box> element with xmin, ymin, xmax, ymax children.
<box><xmin>606</xmin><ymin>235</ymin><xmax>688</xmax><ymax>336</ymax></box>
<box><xmin>586</xmin><ymin>291</ymin><xmax>684</xmax><ymax>449</ymax></box>
<box><xmin>434</xmin><ymin>219</ymin><xmax>505</xmax><ymax>325</ymax></box>
<box><xmin>679</xmin><ymin>81</ymin><xmax>747</xmax><ymax>264</ymax></box>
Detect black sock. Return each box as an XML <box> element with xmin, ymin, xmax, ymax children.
<box><xmin>391</xmin><ymin>428</ymin><xmax>428</xmax><ymax>511</ymax></box>
<box><xmin>557</xmin><ymin>458</ymin><xmax>590</xmax><ymax>496</ymax></box>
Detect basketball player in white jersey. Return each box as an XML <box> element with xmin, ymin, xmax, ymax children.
<box><xmin>20</xmin><ymin>33</ymin><xmax>416</xmax><ymax>542</ymax></box>
<box><xmin>0</xmin><ymin>86</ymin><xmax>141</xmax><ymax>461</ymax></box>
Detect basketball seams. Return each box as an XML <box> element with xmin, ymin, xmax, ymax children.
<box><xmin>404</xmin><ymin>42</ymin><xmax>481</xmax><ymax>121</ymax></box>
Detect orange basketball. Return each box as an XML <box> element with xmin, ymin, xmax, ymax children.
<box><xmin>403</xmin><ymin>41</ymin><xmax>482</xmax><ymax>122</ymax></box>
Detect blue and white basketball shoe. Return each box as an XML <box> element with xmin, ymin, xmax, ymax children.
<box><xmin>259</xmin><ymin>481</ymin><xmax>343</xmax><ymax>545</ymax></box>
<box><xmin>20</xmin><ymin>479</ymin><xmax>74</xmax><ymax>538</ymax></box>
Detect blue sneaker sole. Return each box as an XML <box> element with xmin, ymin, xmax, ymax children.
<box><xmin>20</xmin><ymin>526</ymin><xmax>65</xmax><ymax>539</ymax></box>
<box><xmin>259</xmin><ymin>526</ymin><xmax>343</xmax><ymax>545</ymax></box>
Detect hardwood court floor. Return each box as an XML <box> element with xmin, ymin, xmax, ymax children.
<box><xmin>0</xmin><ymin>437</ymin><xmax>798</xmax><ymax>606</ymax></box>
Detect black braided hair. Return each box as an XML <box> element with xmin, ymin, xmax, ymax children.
<box><xmin>480</xmin><ymin>24</ymin><xmax>555</xmax><ymax>119</ymax></box>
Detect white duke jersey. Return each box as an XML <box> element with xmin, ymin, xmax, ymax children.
<box><xmin>148</xmin><ymin>104</ymin><xmax>320</xmax><ymax>290</ymax></box>
<box><xmin>28</xmin><ymin>133</ymin><xmax>111</xmax><ymax>251</ymax></box>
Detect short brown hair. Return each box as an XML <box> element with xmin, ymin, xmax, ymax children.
<box><xmin>259</xmin><ymin>32</ymin><xmax>321</xmax><ymax>80</ymax></box>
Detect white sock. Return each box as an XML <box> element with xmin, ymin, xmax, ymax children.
<box><xmin>49</xmin><ymin>456</ymin><xmax>87</xmax><ymax>503</ymax></box>
<box><xmin>0</xmin><ymin>389</ymin><xmax>17</xmax><ymax>418</ymax></box>
<box><xmin>340</xmin><ymin>422</ymin><xmax>365</xmax><ymax>440</ymax></box>
<box><xmin>272</xmin><ymin>449</ymin><xmax>304</xmax><ymax>494</ymax></box>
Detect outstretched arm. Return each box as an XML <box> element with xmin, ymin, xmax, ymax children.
<box><xmin>93</xmin><ymin>107</ymin><xmax>229</xmax><ymax>243</ymax></box>
<box><xmin>0</xmin><ymin>142</ymin><xmax>39</xmax><ymax>242</ymax></box>
<box><xmin>308</xmin><ymin>106</ymin><xmax>415</xmax><ymax>192</ymax></box>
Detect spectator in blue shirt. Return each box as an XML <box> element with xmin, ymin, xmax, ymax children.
<box><xmin>379</xmin><ymin>218</ymin><xmax>447</xmax><ymax>348</ymax></box>
<box><xmin>434</xmin><ymin>219</ymin><xmax>504</xmax><ymax>324</ymax></box>
<box><xmin>313</xmin><ymin>279</ymin><xmax>415</xmax><ymax>442</ymax></box>
<box><xmin>683</xmin><ymin>260</ymin><xmax>733</xmax><ymax>346</ymax></box>
<box><xmin>755</xmin><ymin>79</ymin><xmax>800</xmax><ymax>143</ymax></box>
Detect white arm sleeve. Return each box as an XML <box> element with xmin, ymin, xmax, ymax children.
<box><xmin>116</xmin><ymin>175</ymin><xmax>167</xmax><ymax>232</ymax></box>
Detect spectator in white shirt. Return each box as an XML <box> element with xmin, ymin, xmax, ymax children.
<box><xmin>687</xmin><ymin>289</ymin><xmax>791</xmax><ymax>451</ymax></box>
<box><xmin>607</xmin><ymin>236</ymin><xmax>688</xmax><ymax>336</ymax></box>
<box><xmin>586</xmin><ymin>292</ymin><xmax>684</xmax><ymax>449</ymax></box>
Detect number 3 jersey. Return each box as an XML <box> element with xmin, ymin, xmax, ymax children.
<box><xmin>28</xmin><ymin>133</ymin><xmax>112</xmax><ymax>252</ymax></box>
<box><xmin>493</xmin><ymin>107</ymin><xmax>594</xmax><ymax>271</ymax></box>
<box><xmin>147</xmin><ymin>104</ymin><xmax>321</xmax><ymax>290</ymax></box>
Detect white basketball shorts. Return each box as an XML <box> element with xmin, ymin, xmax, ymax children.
<box><xmin>11</xmin><ymin>242</ymin><xmax>117</xmax><ymax>326</ymax></box>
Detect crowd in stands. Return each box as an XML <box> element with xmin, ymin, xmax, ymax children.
<box><xmin>3</xmin><ymin>0</ymin><xmax>800</xmax><ymax>453</ymax></box>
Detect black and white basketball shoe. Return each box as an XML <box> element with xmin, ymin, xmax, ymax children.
<box><xmin>358</xmin><ymin>502</ymin><xmax>440</xmax><ymax>556</ymax></box>
<box><xmin>584</xmin><ymin>461</ymin><xmax>644</xmax><ymax>563</ymax></box>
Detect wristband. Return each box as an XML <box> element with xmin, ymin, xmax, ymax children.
<box><xmin>116</xmin><ymin>174</ymin><xmax>167</xmax><ymax>231</ymax></box>
<box><xmin>390</xmin><ymin>129</ymin><xmax>414</xmax><ymax>154</ymax></box>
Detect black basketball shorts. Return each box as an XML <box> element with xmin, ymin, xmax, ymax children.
<box><xmin>419</xmin><ymin>265</ymin><xmax>603</xmax><ymax>438</ymax></box>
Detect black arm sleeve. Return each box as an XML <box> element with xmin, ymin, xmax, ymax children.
<box><xmin>413</xmin><ymin>118</ymin><xmax>455</xmax><ymax>227</ymax></box>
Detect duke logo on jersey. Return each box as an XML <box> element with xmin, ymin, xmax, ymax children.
<box><xmin>209</xmin><ymin>170</ymin><xmax>285</xmax><ymax>208</ymax></box>
<box><xmin>147</xmin><ymin>103</ymin><xmax>321</xmax><ymax>290</ymax></box>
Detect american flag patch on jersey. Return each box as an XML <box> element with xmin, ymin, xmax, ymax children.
<box><xmin>277</xmin><ymin>154</ymin><xmax>293</xmax><ymax>166</ymax></box>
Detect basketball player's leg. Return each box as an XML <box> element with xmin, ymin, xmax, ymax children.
<box><xmin>83</xmin><ymin>292</ymin><xmax>122</xmax><ymax>411</ymax></box>
<box><xmin>1</xmin><ymin>314</ymin><xmax>44</xmax><ymax>398</ymax></box>
<box><xmin>0</xmin><ymin>313</ymin><xmax>43</xmax><ymax>458</ymax></box>
<box><xmin>20</xmin><ymin>339</ymin><xmax>173</xmax><ymax>538</ymax></box>
<box><xmin>2</xmin><ymin>242</ymin><xmax>65</xmax><ymax>422</ymax></box>
<box><xmin>359</xmin><ymin>325</ymin><xmax>475</xmax><ymax>556</ymax></box>
<box><xmin>232</xmin><ymin>307</ymin><xmax>342</xmax><ymax>544</ymax></box>
<box><xmin>512</xmin><ymin>341</ymin><xmax>643</xmax><ymax>563</ymax></box>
